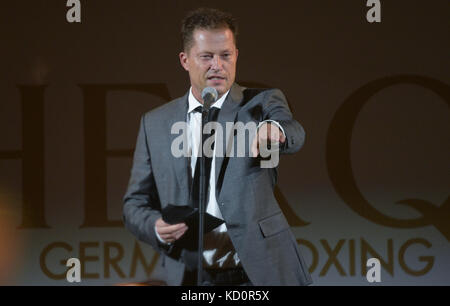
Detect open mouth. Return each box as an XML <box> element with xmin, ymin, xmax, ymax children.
<box><xmin>207</xmin><ymin>76</ymin><xmax>226</xmax><ymax>81</ymax></box>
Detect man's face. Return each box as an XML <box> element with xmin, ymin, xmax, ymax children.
<box><xmin>179</xmin><ymin>28</ymin><xmax>238</xmax><ymax>101</ymax></box>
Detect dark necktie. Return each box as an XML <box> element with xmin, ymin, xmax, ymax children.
<box><xmin>190</xmin><ymin>106</ymin><xmax>220</xmax><ymax>209</ymax></box>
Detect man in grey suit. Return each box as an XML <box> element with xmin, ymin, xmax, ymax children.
<box><xmin>123</xmin><ymin>7</ymin><xmax>312</xmax><ymax>286</ymax></box>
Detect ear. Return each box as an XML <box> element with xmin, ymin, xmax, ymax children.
<box><xmin>179</xmin><ymin>51</ymin><xmax>189</xmax><ymax>71</ymax></box>
<box><xmin>235</xmin><ymin>48</ymin><xmax>239</xmax><ymax>61</ymax></box>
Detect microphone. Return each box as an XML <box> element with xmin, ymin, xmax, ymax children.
<box><xmin>201</xmin><ymin>87</ymin><xmax>218</xmax><ymax>111</ymax></box>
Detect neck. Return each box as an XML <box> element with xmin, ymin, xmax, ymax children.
<box><xmin>192</xmin><ymin>88</ymin><xmax>203</xmax><ymax>104</ymax></box>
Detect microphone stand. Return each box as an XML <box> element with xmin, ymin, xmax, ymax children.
<box><xmin>196</xmin><ymin>87</ymin><xmax>217</xmax><ymax>286</ymax></box>
<box><xmin>197</xmin><ymin>105</ymin><xmax>209</xmax><ymax>286</ymax></box>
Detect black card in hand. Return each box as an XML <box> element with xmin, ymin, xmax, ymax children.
<box><xmin>161</xmin><ymin>204</ymin><xmax>225</xmax><ymax>233</ymax></box>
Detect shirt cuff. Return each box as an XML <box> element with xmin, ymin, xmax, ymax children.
<box><xmin>257</xmin><ymin>120</ymin><xmax>286</xmax><ymax>137</ymax></box>
<box><xmin>155</xmin><ymin>224</ymin><xmax>172</xmax><ymax>246</ymax></box>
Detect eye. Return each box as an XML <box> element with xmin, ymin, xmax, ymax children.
<box><xmin>200</xmin><ymin>54</ymin><xmax>213</xmax><ymax>59</ymax></box>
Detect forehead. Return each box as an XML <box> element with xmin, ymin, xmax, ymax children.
<box><xmin>190</xmin><ymin>28</ymin><xmax>236</xmax><ymax>52</ymax></box>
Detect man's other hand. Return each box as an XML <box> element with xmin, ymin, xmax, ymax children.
<box><xmin>155</xmin><ymin>218</ymin><xmax>188</xmax><ymax>243</ymax></box>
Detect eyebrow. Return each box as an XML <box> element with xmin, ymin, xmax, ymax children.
<box><xmin>198</xmin><ymin>50</ymin><xmax>234</xmax><ymax>55</ymax></box>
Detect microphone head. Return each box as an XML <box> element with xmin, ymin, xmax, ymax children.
<box><xmin>201</xmin><ymin>87</ymin><xmax>218</xmax><ymax>111</ymax></box>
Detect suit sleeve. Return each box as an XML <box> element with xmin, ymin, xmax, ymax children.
<box><xmin>122</xmin><ymin>114</ymin><xmax>168</xmax><ymax>253</ymax></box>
<box><xmin>261</xmin><ymin>89</ymin><xmax>306</xmax><ymax>154</ymax></box>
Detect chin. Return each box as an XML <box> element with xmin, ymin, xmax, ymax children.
<box><xmin>203</xmin><ymin>83</ymin><xmax>230</xmax><ymax>97</ymax></box>
<box><xmin>215</xmin><ymin>85</ymin><xmax>230</xmax><ymax>94</ymax></box>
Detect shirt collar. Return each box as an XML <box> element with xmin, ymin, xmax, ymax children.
<box><xmin>187</xmin><ymin>87</ymin><xmax>230</xmax><ymax>114</ymax></box>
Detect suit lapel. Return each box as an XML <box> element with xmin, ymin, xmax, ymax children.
<box><xmin>215</xmin><ymin>83</ymin><xmax>243</xmax><ymax>192</ymax></box>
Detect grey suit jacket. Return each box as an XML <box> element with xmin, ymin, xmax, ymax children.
<box><xmin>123</xmin><ymin>83</ymin><xmax>312</xmax><ymax>286</ymax></box>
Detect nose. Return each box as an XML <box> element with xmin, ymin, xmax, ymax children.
<box><xmin>211</xmin><ymin>55</ymin><xmax>222</xmax><ymax>71</ymax></box>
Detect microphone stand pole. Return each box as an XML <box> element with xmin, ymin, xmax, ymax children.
<box><xmin>197</xmin><ymin>107</ymin><xmax>209</xmax><ymax>286</ymax></box>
